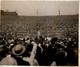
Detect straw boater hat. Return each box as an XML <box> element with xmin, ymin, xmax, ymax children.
<box><xmin>12</xmin><ymin>44</ymin><xmax>26</xmax><ymax>56</ymax></box>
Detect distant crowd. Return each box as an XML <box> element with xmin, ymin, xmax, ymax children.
<box><xmin>0</xmin><ymin>35</ymin><xmax>78</xmax><ymax>66</ymax></box>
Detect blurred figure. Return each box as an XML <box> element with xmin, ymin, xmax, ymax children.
<box><xmin>0</xmin><ymin>54</ymin><xmax>17</xmax><ymax>65</ymax></box>
<box><xmin>11</xmin><ymin>39</ymin><xmax>39</xmax><ymax>66</ymax></box>
<box><xmin>11</xmin><ymin>44</ymin><xmax>30</xmax><ymax>65</ymax></box>
<box><xmin>0</xmin><ymin>36</ymin><xmax>8</xmax><ymax>60</ymax></box>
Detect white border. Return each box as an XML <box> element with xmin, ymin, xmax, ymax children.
<box><xmin>0</xmin><ymin>0</ymin><xmax>80</xmax><ymax>1</ymax></box>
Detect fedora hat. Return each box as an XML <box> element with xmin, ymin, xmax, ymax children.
<box><xmin>12</xmin><ymin>44</ymin><xmax>26</xmax><ymax>56</ymax></box>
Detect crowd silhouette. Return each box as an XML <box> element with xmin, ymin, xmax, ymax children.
<box><xmin>0</xmin><ymin>35</ymin><xmax>78</xmax><ymax>66</ymax></box>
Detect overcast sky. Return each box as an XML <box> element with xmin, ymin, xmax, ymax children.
<box><xmin>1</xmin><ymin>1</ymin><xmax>79</xmax><ymax>16</ymax></box>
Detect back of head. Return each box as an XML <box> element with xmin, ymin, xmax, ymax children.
<box><xmin>0</xmin><ymin>55</ymin><xmax>17</xmax><ymax>65</ymax></box>
<box><xmin>50</xmin><ymin>37</ymin><xmax>58</xmax><ymax>44</ymax></box>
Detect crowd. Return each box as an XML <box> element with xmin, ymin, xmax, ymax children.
<box><xmin>0</xmin><ymin>35</ymin><xmax>78</xmax><ymax>66</ymax></box>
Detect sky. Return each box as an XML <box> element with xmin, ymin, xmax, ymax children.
<box><xmin>1</xmin><ymin>1</ymin><xmax>79</xmax><ymax>16</ymax></box>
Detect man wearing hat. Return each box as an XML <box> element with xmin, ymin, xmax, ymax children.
<box><xmin>11</xmin><ymin>43</ymin><xmax>30</xmax><ymax>65</ymax></box>
<box><xmin>11</xmin><ymin>41</ymin><xmax>39</xmax><ymax>66</ymax></box>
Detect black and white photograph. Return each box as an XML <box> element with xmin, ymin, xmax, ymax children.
<box><xmin>0</xmin><ymin>0</ymin><xmax>79</xmax><ymax>66</ymax></box>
